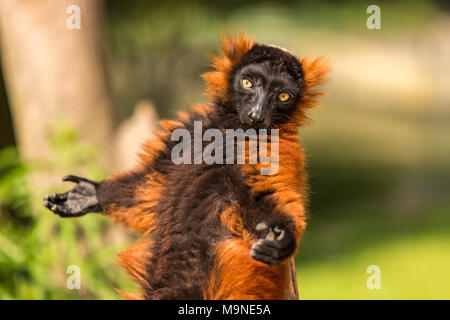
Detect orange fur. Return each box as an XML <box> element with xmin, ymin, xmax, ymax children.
<box><xmin>190</xmin><ymin>103</ymin><xmax>214</xmax><ymax>117</ymax></box>
<box><xmin>291</xmin><ymin>57</ymin><xmax>330</xmax><ymax>126</ymax></box>
<box><xmin>116</xmin><ymin>237</ymin><xmax>154</xmax><ymax>299</ymax></box>
<box><xmin>220</xmin><ymin>206</ymin><xmax>254</xmax><ymax>244</ymax></box>
<box><xmin>205</xmin><ymin>238</ymin><xmax>289</xmax><ymax>300</ymax></box>
<box><xmin>202</xmin><ymin>33</ymin><xmax>255</xmax><ymax>103</ymax></box>
<box><xmin>177</xmin><ymin>111</ymin><xmax>190</xmax><ymax>121</ymax></box>
<box><xmin>138</xmin><ymin>139</ymin><xmax>166</xmax><ymax>167</ymax></box>
<box><xmin>103</xmin><ymin>172</ymin><xmax>165</xmax><ymax>234</ymax></box>
<box><xmin>241</xmin><ymin>124</ymin><xmax>307</xmax><ymax>242</ymax></box>
<box><xmin>138</xmin><ymin>119</ymin><xmax>184</xmax><ymax>166</ymax></box>
<box><xmin>116</xmin><ymin>290</ymin><xmax>145</xmax><ymax>300</ymax></box>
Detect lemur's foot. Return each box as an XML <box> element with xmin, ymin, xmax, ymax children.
<box><xmin>43</xmin><ymin>175</ymin><xmax>100</xmax><ymax>217</ymax></box>
<box><xmin>250</xmin><ymin>220</ymin><xmax>296</xmax><ymax>266</ymax></box>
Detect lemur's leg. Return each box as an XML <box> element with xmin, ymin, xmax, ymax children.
<box><xmin>44</xmin><ymin>169</ymin><xmax>161</xmax><ymax>233</ymax></box>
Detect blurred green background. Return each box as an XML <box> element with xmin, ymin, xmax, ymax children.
<box><xmin>0</xmin><ymin>0</ymin><xmax>449</xmax><ymax>299</ymax></box>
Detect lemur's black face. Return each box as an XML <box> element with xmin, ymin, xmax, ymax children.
<box><xmin>230</xmin><ymin>45</ymin><xmax>304</xmax><ymax>129</ymax></box>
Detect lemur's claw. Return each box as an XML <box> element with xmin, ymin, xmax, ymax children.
<box><xmin>250</xmin><ymin>221</ymin><xmax>296</xmax><ymax>266</ymax></box>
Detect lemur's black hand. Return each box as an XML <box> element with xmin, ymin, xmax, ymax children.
<box><xmin>250</xmin><ymin>220</ymin><xmax>296</xmax><ymax>266</ymax></box>
<box><xmin>43</xmin><ymin>175</ymin><xmax>100</xmax><ymax>217</ymax></box>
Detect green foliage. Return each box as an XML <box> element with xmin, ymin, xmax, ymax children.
<box><xmin>295</xmin><ymin>189</ymin><xmax>450</xmax><ymax>299</ymax></box>
<box><xmin>0</xmin><ymin>147</ymin><xmax>30</xmax><ymax>220</ymax></box>
<box><xmin>0</xmin><ymin>124</ymin><xmax>135</xmax><ymax>299</ymax></box>
<box><xmin>298</xmin><ymin>229</ymin><xmax>450</xmax><ymax>299</ymax></box>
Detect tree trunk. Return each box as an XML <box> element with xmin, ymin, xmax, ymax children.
<box><xmin>0</xmin><ymin>0</ymin><xmax>114</xmax><ymax>184</ymax></box>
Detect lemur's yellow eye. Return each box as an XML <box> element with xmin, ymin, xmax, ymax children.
<box><xmin>242</xmin><ymin>79</ymin><xmax>252</xmax><ymax>88</ymax></box>
<box><xmin>278</xmin><ymin>93</ymin><xmax>290</xmax><ymax>102</ymax></box>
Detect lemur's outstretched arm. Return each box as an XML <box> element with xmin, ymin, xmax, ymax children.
<box><xmin>44</xmin><ymin>170</ymin><xmax>158</xmax><ymax>233</ymax></box>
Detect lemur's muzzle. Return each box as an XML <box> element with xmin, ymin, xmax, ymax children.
<box><xmin>247</xmin><ymin>90</ymin><xmax>268</xmax><ymax>125</ymax></box>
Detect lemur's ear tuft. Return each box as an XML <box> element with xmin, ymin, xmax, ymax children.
<box><xmin>300</xmin><ymin>56</ymin><xmax>330</xmax><ymax>101</ymax></box>
<box><xmin>289</xmin><ymin>56</ymin><xmax>330</xmax><ymax>126</ymax></box>
<box><xmin>221</xmin><ymin>32</ymin><xmax>255</xmax><ymax>63</ymax></box>
<box><xmin>202</xmin><ymin>32</ymin><xmax>255</xmax><ymax>103</ymax></box>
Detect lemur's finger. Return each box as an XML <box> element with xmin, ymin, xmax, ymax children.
<box><xmin>62</xmin><ymin>175</ymin><xmax>93</xmax><ymax>184</ymax></box>
<box><xmin>50</xmin><ymin>203</ymin><xmax>74</xmax><ymax>217</ymax></box>
<box><xmin>43</xmin><ymin>196</ymin><xmax>70</xmax><ymax>214</ymax></box>
<box><xmin>256</xmin><ymin>222</ymin><xmax>282</xmax><ymax>240</ymax></box>
<box><xmin>43</xmin><ymin>193</ymin><xmax>67</xmax><ymax>212</ymax></box>
<box><xmin>62</xmin><ymin>175</ymin><xmax>83</xmax><ymax>183</ymax></box>
<box><xmin>273</xmin><ymin>226</ymin><xmax>285</xmax><ymax>240</ymax></box>
<box><xmin>46</xmin><ymin>192</ymin><xmax>68</xmax><ymax>203</ymax></box>
<box><xmin>255</xmin><ymin>221</ymin><xmax>269</xmax><ymax>231</ymax></box>
<box><xmin>252</xmin><ymin>239</ymin><xmax>293</xmax><ymax>256</ymax></box>
<box><xmin>250</xmin><ymin>249</ymin><xmax>283</xmax><ymax>266</ymax></box>
<box><xmin>251</xmin><ymin>240</ymin><xmax>293</xmax><ymax>259</ymax></box>
<box><xmin>251</xmin><ymin>252</ymin><xmax>289</xmax><ymax>266</ymax></box>
<box><xmin>250</xmin><ymin>254</ymin><xmax>275</xmax><ymax>266</ymax></box>
<box><xmin>44</xmin><ymin>200</ymin><xmax>59</xmax><ymax>212</ymax></box>
<box><xmin>43</xmin><ymin>199</ymin><xmax>51</xmax><ymax>209</ymax></box>
<box><xmin>43</xmin><ymin>197</ymin><xmax>57</xmax><ymax>208</ymax></box>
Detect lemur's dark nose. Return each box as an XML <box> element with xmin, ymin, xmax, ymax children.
<box><xmin>248</xmin><ymin>109</ymin><xmax>265</xmax><ymax>124</ymax></box>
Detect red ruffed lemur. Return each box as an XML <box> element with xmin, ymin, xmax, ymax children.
<box><xmin>44</xmin><ymin>33</ymin><xmax>329</xmax><ymax>300</ymax></box>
